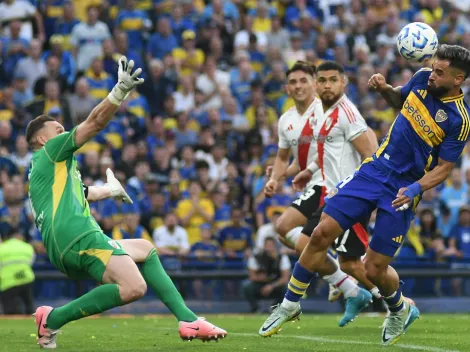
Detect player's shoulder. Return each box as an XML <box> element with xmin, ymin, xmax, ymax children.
<box><xmin>408</xmin><ymin>67</ymin><xmax>432</xmax><ymax>87</ymax></box>
<box><xmin>441</xmin><ymin>96</ymin><xmax>470</xmax><ymax>140</ymax></box>
<box><xmin>278</xmin><ymin>106</ymin><xmax>297</xmax><ymax>126</ymax></box>
<box><xmin>338</xmin><ymin>95</ymin><xmax>365</xmax><ymax>123</ymax></box>
<box><xmin>412</xmin><ymin>67</ymin><xmax>432</xmax><ymax>78</ymax></box>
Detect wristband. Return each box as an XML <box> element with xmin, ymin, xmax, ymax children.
<box><xmin>403</xmin><ymin>182</ymin><xmax>422</xmax><ymax>199</ymax></box>
<box><xmin>307</xmin><ymin>162</ymin><xmax>319</xmax><ymax>174</ymax></box>
<box><xmin>107</xmin><ymin>84</ymin><xmax>130</xmax><ymax>105</ymax></box>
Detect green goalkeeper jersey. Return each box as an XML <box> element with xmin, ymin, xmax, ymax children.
<box><xmin>28</xmin><ymin>127</ymin><xmax>102</xmax><ymax>269</ymax></box>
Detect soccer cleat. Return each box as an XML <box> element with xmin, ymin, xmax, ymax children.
<box><xmin>33</xmin><ymin>306</ymin><xmax>60</xmax><ymax>349</ymax></box>
<box><xmin>328</xmin><ymin>284</ymin><xmax>342</xmax><ymax>302</ymax></box>
<box><xmin>381</xmin><ymin>300</ymin><xmax>420</xmax><ymax>346</ymax></box>
<box><xmin>178</xmin><ymin>317</ymin><xmax>227</xmax><ymax>342</ymax></box>
<box><xmin>338</xmin><ymin>288</ymin><xmax>372</xmax><ymax>327</ymax></box>
<box><xmin>258</xmin><ymin>303</ymin><xmax>302</xmax><ymax>337</ymax></box>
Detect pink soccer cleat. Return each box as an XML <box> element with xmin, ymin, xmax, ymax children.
<box><xmin>33</xmin><ymin>306</ymin><xmax>60</xmax><ymax>349</ymax></box>
<box><xmin>178</xmin><ymin>317</ymin><xmax>227</xmax><ymax>342</ymax></box>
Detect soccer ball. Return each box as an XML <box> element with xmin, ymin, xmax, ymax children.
<box><xmin>396</xmin><ymin>22</ymin><xmax>438</xmax><ymax>62</ymax></box>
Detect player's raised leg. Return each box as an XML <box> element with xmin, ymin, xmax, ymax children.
<box><xmin>117</xmin><ymin>239</ymin><xmax>227</xmax><ymax>341</ymax></box>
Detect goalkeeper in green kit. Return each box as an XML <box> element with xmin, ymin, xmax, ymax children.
<box><xmin>27</xmin><ymin>57</ymin><xmax>227</xmax><ymax>349</ymax></box>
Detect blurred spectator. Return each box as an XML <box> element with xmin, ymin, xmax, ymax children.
<box><xmin>243</xmin><ymin>237</ymin><xmax>290</xmax><ymax>313</ymax></box>
<box><xmin>418</xmin><ymin>208</ymin><xmax>446</xmax><ymax>260</ymax></box>
<box><xmin>112</xmin><ymin>208</ymin><xmax>152</xmax><ymax>242</ymax></box>
<box><xmin>173</xmin><ymin>75</ymin><xmax>195</xmax><ymax>113</ymax></box>
<box><xmin>2</xmin><ymin>21</ymin><xmax>30</xmax><ymax>78</ymax></box>
<box><xmin>0</xmin><ymin>87</ymin><xmax>16</xmax><ymax>121</ymax></box>
<box><xmin>173</xmin><ymin>29</ymin><xmax>205</xmax><ymax>77</ymax></box>
<box><xmin>70</xmin><ymin>5</ymin><xmax>111</xmax><ymax>72</ymax></box>
<box><xmin>42</xmin><ymin>34</ymin><xmax>77</xmax><ymax>87</ymax></box>
<box><xmin>174</xmin><ymin>112</ymin><xmax>198</xmax><ymax>149</ymax></box>
<box><xmin>12</xmin><ymin>72</ymin><xmax>33</xmax><ymax>108</ymax></box>
<box><xmin>176</xmin><ymin>180</ymin><xmax>214</xmax><ymax>244</ymax></box>
<box><xmin>0</xmin><ymin>0</ymin><xmax>45</xmax><ymax>42</ymax></box>
<box><xmin>146</xmin><ymin>17</ymin><xmax>177</xmax><ymax>60</ymax></box>
<box><xmin>53</xmin><ymin>1</ymin><xmax>80</xmax><ymax>50</ymax></box>
<box><xmin>266</xmin><ymin>15</ymin><xmax>290</xmax><ymax>51</ymax></box>
<box><xmin>10</xmin><ymin>135</ymin><xmax>32</xmax><ymax>175</ymax></box>
<box><xmin>441</xmin><ymin>168</ymin><xmax>468</xmax><ymax>228</ymax></box>
<box><xmin>282</xmin><ymin>31</ymin><xmax>306</xmax><ymax>67</ymax></box>
<box><xmin>33</xmin><ymin>55</ymin><xmax>68</xmax><ymax>96</ymax></box>
<box><xmin>212</xmin><ymin>188</ymin><xmax>232</xmax><ymax>230</ymax></box>
<box><xmin>67</xmin><ymin>77</ymin><xmax>98</xmax><ymax>125</ymax></box>
<box><xmin>196</xmin><ymin>56</ymin><xmax>230</xmax><ymax>111</ymax></box>
<box><xmin>141</xmin><ymin>192</ymin><xmax>168</xmax><ymax>232</ymax></box>
<box><xmin>255</xmin><ymin>210</ymin><xmax>282</xmax><ymax>251</ymax></box>
<box><xmin>230</xmin><ymin>52</ymin><xmax>258</xmax><ymax>110</ymax></box>
<box><xmin>85</xmin><ymin>56</ymin><xmax>114</xmax><ymax>100</ymax></box>
<box><xmin>27</xmin><ymin>80</ymin><xmax>72</xmax><ymax>129</ymax></box>
<box><xmin>115</xmin><ymin>0</ymin><xmax>151</xmax><ymax>52</ymax></box>
<box><xmin>0</xmin><ymin>183</ymin><xmax>32</xmax><ymax>239</ymax></box>
<box><xmin>153</xmin><ymin>213</ymin><xmax>190</xmax><ymax>256</ymax></box>
<box><xmin>448</xmin><ymin>206</ymin><xmax>470</xmax><ymax>295</ymax></box>
<box><xmin>218</xmin><ymin>208</ymin><xmax>253</xmax><ymax>259</ymax></box>
<box><xmin>0</xmin><ymin>227</ymin><xmax>35</xmax><ymax>314</ymax></box>
<box><xmin>256</xmin><ymin>182</ymin><xmax>293</xmax><ymax>228</ymax></box>
<box><xmin>14</xmin><ymin>39</ymin><xmax>46</xmax><ymax>92</ymax></box>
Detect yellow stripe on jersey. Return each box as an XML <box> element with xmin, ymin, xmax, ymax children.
<box><xmin>425</xmin><ymin>153</ymin><xmax>433</xmax><ymax>172</ymax></box>
<box><xmin>456</xmin><ymin>99</ymin><xmax>470</xmax><ymax>141</ymax></box>
<box><xmin>120</xmin><ymin>18</ymin><xmax>144</xmax><ymax>30</ymax></box>
<box><xmin>401</xmin><ymin>92</ymin><xmax>445</xmax><ymax>147</ymax></box>
<box><xmin>375</xmin><ymin>120</ymin><xmax>397</xmax><ymax>157</ymax></box>
<box><xmin>357</xmin><ymin>157</ymin><xmax>373</xmax><ymax>170</ymax></box>
<box><xmin>441</xmin><ymin>93</ymin><xmax>465</xmax><ymax>103</ymax></box>
<box><xmin>52</xmin><ymin>161</ymin><xmax>68</xmax><ymax>219</ymax></box>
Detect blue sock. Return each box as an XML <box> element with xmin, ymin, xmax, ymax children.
<box><xmin>284</xmin><ymin>262</ymin><xmax>314</xmax><ymax>302</ymax></box>
<box><xmin>384</xmin><ymin>286</ymin><xmax>404</xmax><ymax>313</ymax></box>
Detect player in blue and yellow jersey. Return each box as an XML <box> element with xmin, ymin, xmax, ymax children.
<box><xmin>260</xmin><ymin>45</ymin><xmax>470</xmax><ymax>345</ymax></box>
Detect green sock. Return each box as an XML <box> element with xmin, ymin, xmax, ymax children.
<box><xmin>47</xmin><ymin>284</ymin><xmax>123</xmax><ymax>329</ymax></box>
<box><xmin>141</xmin><ymin>248</ymin><xmax>197</xmax><ymax>322</ymax></box>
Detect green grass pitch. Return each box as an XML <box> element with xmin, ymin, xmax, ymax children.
<box><xmin>2</xmin><ymin>313</ymin><xmax>469</xmax><ymax>352</ymax></box>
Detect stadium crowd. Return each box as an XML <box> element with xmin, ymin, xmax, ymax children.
<box><xmin>1</xmin><ymin>0</ymin><xmax>470</xmax><ymax>301</ymax></box>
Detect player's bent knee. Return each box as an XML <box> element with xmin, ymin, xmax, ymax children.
<box><xmin>120</xmin><ymin>278</ymin><xmax>147</xmax><ymax>303</ymax></box>
<box><xmin>308</xmin><ymin>226</ymin><xmax>331</xmax><ymax>251</ymax></box>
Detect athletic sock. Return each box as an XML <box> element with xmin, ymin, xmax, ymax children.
<box><xmin>370</xmin><ymin>286</ymin><xmax>382</xmax><ymax>300</ymax></box>
<box><xmin>47</xmin><ymin>284</ymin><xmax>123</xmax><ymax>329</ymax></box>
<box><xmin>140</xmin><ymin>248</ymin><xmax>197</xmax><ymax>322</ymax></box>
<box><xmin>285</xmin><ymin>227</ymin><xmax>303</xmax><ymax>247</ymax></box>
<box><xmin>384</xmin><ymin>287</ymin><xmax>405</xmax><ymax>313</ymax></box>
<box><xmin>282</xmin><ymin>262</ymin><xmax>314</xmax><ymax>310</ymax></box>
<box><xmin>323</xmin><ymin>269</ymin><xmax>359</xmax><ymax>298</ymax></box>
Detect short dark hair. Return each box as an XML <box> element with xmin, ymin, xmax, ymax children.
<box><xmin>286</xmin><ymin>61</ymin><xmax>316</xmax><ymax>78</ymax></box>
<box><xmin>25</xmin><ymin>115</ymin><xmax>55</xmax><ymax>146</ymax></box>
<box><xmin>317</xmin><ymin>61</ymin><xmax>345</xmax><ymax>74</ymax></box>
<box><xmin>435</xmin><ymin>44</ymin><xmax>470</xmax><ymax>79</ymax></box>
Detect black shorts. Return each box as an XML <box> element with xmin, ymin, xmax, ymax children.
<box><xmin>301</xmin><ymin>205</ymin><xmax>369</xmax><ymax>257</ymax></box>
<box><xmin>290</xmin><ymin>185</ymin><xmax>326</xmax><ymax>218</ymax></box>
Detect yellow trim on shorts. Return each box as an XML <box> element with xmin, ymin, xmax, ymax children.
<box><xmin>79</xmin><ymin>248</ymin><xmax>114</xmax><ymax>266</ymax></box>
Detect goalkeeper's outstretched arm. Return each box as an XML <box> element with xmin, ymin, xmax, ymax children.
<box><xmin>74</xmin><ymin>56</ymin><xmax>144</xmax><ymax>147</ymax></box>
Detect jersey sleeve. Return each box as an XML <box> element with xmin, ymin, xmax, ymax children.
<box><xmin>44</xmin><ymin>127</ymin><xmax>81</xmax><ymax>162</ymax></box>
<box><xmin>278</xmin><ymin>116</ymin><xmax>290</xmax><ymax>149</ymax></box>
<box><xmin>401</xmin><ymin>68</ymin><xmax>432</xmax><ymax>102</ymax></box>
<box><xmin>340</xmin><ymin>105</ymin><xmax>368</xmax><ymax>142</ymax></box>
<box><xmin>438</xmin><ymin>113</ymin><xmax>467</xmax><ymax>163</ymax></box>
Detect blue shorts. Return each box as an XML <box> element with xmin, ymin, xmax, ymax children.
<box><xmin>323</xmin><ymin>161</ymin><xmax>418</xmax><ymax>257</ymax></box>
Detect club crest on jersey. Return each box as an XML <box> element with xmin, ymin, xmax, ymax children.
<box><xmin>328</xmin><ymin>187</ymin><xmax>338</xmax><ymax>198</ymax></box>
<box><xmin>435</xmin><ymin>109</ymin><xmax>448</xmax><ymax>123</ymax></box>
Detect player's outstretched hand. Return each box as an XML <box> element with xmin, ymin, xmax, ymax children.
<box><xmin>392</xmin><ymin>187</ymin><xmax>411</xmax><ymax>211</ymax></box>
<box><xmin>106</xmin><ymin>168</ymin><xmax>133</xmax><ymax>204</ymax></box>
<box><xmin>264</xmin><ymin>179</ymin><xmax>278</xmax><ymax>198</ymax></box>
<box><xmin>292</xmin><ymin>169</ymin><xmax>312</xmax><ymax>192</ymax></box>
<box><xmin>368</xmin><ymin>73</ymin><xmax>387</xmax><ymax>91</ymax></box>
<box><xmin>108</xmin><ymin>56</ymin><xmax>144</xmax><ymax>105</ymax></box>
<box><xmin>117</xmin><ymin>56</ymin><xmax>144</xmax><ymax>92</ymax></box>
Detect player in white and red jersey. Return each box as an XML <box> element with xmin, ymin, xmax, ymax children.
<box><xmin>262</xmin><ymin>61</ymin><xmax>368</xmax><ymax>329</ymax></box>
<box><xmin>292</xmin><ymin>61</ymin><xmax>383</xmax><ymax>319</ymax></box>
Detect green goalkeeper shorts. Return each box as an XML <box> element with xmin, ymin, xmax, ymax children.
<box><xmin>53</xmin><ymin>231</ymin><xmax>128</xmax><ymax>283</ymax></box>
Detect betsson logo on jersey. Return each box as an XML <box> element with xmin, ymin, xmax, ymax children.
<box><xmin>402</xmin><ymin>99</ymin><xmax>436</xmax><ymax>139</ymax></box>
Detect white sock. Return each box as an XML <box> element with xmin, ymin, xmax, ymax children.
<box><xmin>370</xmin><ymin>286</ymin><xmax>382</xmax><ymax>300</ymax></box>
<box><xmin>281</xmin><ymin>297</ymin><xmax>299</xmax><ymax>311</ymax></box>
<box><xmin>285</xmin><ymin>227</ymin><xmax>303</xmax><ymax>247</ymax></box>
<box><xmin>323</xmin><ymin>269</ymin><xmax>359</xmax><ymax>298</ymax></box>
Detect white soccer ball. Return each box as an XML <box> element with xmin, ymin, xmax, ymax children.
<box><xmin>396</xmin><ymin>22</ymin><xmax>438</xmax><ymax>62</ymax></box>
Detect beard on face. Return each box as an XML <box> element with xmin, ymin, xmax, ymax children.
<box><xmin>320</xmin><ymin>91</ymin><xmax>341</xmax><ymax>107</ymax></box>
<box><xmin>427</xmin><ymin>84</ymin><xmax>451</xmax><ymax>98</ymax></box>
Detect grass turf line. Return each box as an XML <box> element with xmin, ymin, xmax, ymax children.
<box><xmin>1</xmin><ymin>314</ymin><xmax>468</xmax><ymax>352</ymax></box>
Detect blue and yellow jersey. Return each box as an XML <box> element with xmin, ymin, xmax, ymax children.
<box><xmin>127</xmin><ymin>92</ymin><xmax>150</xmax><ymax>119</ymax></box>
<box><xmin>85</xmin><ymin>70</ymin><xmax>115</xmax><ymax>100</ymax></box>
<box><xmin>115</xmin><ymin>10</ymin><xmax>150</xmax><ymax>51</ymax></box>
<box><xmin>214</xmin><ymin>204</ymin><xmax>232</xmax><ymax>230</ymax></box>
<box><xmin>373</xmin><ymin>68</ymin><xmax>470</xmax><ymax>180</ymax></box>
<box><xmin>112</xmin><ymin>224</ymin><xmax>153</xmax><ymax>242</ymax></box>
<box><xmin>218</xmin><ymin>224</ymin><xmax>253</xmax><ymax>252</ymax></box>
